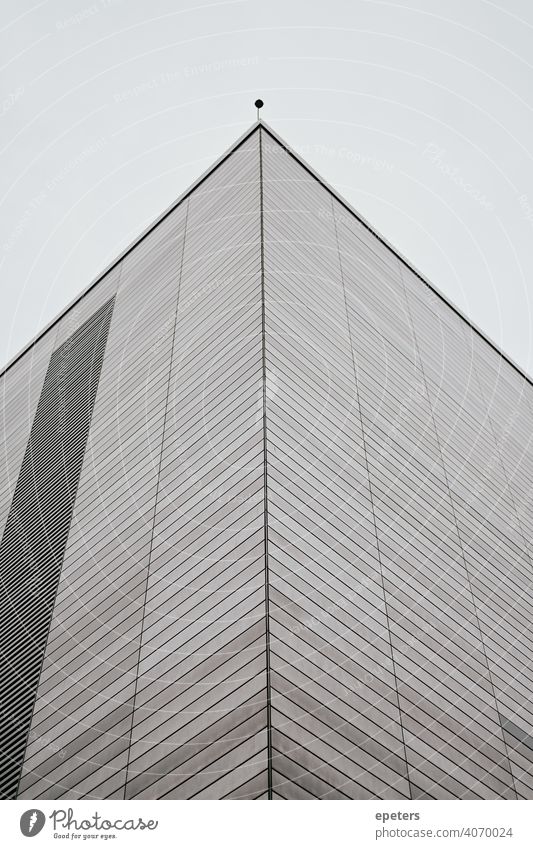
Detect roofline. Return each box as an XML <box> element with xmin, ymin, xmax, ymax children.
<box><xmin>0</xmin><ymin>120</ymin><xmax>262</xmax><ymax>379</ymax></box>
<box><xmin>259</xmin><ymin>119</ymin><xmax>533</xmax><ymax>389</ymax></box>
<box><xmin>2</xmin><ymin>118</ymin><xmax>531</xmax><ymax>390</ymax></box>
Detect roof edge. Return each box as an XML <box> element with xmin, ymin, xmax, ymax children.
<box><xmin>0</xmin><ymin>120</ymin><xmax>262</xmax><ymax>379</ymax></box>
<box><xmin>259</xmin><ymin>120</ymin><xmax>533</xmax><ymax>389</ymax></box>
<box><xmin>2</xmin><ymin>118</ymin><xmax>531</xmax><ymax>390</ymax></box>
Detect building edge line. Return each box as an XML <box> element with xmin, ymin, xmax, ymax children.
<box><xmin>258</xmin><ymin>121</ymin><xmax>533</xmax><ymax>389</ymax></box>
<box><xmin>259</xmin><ymin>126</ymin><xmax>274</xmax><ymax>800</ymax></box>
<box><xmin>0</xmin><ymin>122</ymin><xmax>262</xmax><ymax>380</ymax></box>
<box><xmin>2</xmin><ymin>120</ymin><xmax>532</xmax><ymax>392</ymax></box>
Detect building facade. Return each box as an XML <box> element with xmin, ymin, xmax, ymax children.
<box><xmin>1</xmin><ymin>123</ymin><xmax>532</xmax><ymax>800</ymax></box>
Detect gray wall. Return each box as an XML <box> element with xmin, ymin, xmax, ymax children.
<box><xmin>1</xmin><ymin>124</ymin><xmax>531</xmax><ymax>799</ymax></box>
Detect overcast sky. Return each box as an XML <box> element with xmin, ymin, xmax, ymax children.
<box><xmin>1</xmin><ymin>0</ymin><xmax>533</xmax><ymax>377</ymax></box>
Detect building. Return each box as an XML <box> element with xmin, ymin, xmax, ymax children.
<box><xmin>1</xmin><ymin>122</ymin><xmax>532</xmax><ymax>801</ymax></box>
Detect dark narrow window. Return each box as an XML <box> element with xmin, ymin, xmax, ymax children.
<box><xmin>0</xmin><ymin>297</ymin><xmax>115</xmax><ymax>799</ymax></box>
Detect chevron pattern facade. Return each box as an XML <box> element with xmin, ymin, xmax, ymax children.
<box><xmin>1</xmin><ymin>123</ymin><xmax>532</xmax><ymax>800</ymax></box>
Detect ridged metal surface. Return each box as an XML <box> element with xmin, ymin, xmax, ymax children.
<box><xmin>0</xmin><ymin>298</ymin><xmax>115</xmax><ymax>798</ymax></box>
<box><xmin>0</xmin><ymin>124</ymin><xmax>531</xmax><ymax>799</ymax></box>
<box><xmin>123</xmin><ymin>132</ymin><xmax>268</xmax><ymax>800</ymax></box>
<box><xmin>18</xmin><ymin>207</ymin><xmax>189</xmax><ymax>800</ymax></box>
<box><xmin>261</xmin><ymin>136</ymin><xmax>411</xmax><ymax>799</ymax></box>
<box><xmin>18</xmin><ymin>133</ymin><xmax>268</xmax><ymax>801</ymax></box>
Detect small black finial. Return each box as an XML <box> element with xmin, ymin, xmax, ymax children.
<box><xmin>255</xmin><ymin>99</ymin><xmax>264</xmax><ymax>120</ymax></box>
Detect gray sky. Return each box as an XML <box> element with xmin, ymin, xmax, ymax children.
<box><xmin>1</xmin><ymin>0</ymin><xmax>533</xmax><ymax>377</ymax></box>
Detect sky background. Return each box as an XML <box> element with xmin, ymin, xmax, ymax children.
<box><xmin>1</xmin><ymin>0</ymin><xmax>533</xmax><ymax>377</ymax></box>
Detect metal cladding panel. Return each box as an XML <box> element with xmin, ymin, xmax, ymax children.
<box><xmin>398</xmin><ymin>263</ymin><xmax>533</xmax><ymax>798</ymax></box>
<box><xmin>261</xmin><ymin>124</ymin><xmax>532</xmax><ymax>800</ymax></box>
<box><xmin>0</xmin><ymin>333</ymin><xmax>57</xmax><ymax>543</ymax></box>
<box><xmin>124</xmin><ymin>132</ymin><xmax>268</xmax><ymax>800</ymax></box>
<box><xmin>0</xmin><ymin>299</ymin><xmax>115</xmax><ymax>799</ymax></box>
<box><xmin>18</xmin><ymin>207</ymin><xmax>189</xmax><ymax>800</ymax></box>
<box><xmin>332</xmin><ymin>212</ymin><xmax>516</xmax><ymax>799</ymax></box>
<box><xmin>0</xmin><ymin>261</ymin><xmax>121</xmax><ymax>557</ymax></box>
<box><xmin>0</xmin><ymin>122</ymin><xmax>531</xmax><ymax>799</ymax></box>
<box><xmin>261</xmin><ymin>132</ymin><xmax>411</xmax><ymax>800</ymax></box>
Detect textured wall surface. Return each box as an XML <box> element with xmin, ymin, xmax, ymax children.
<box><xmin>0</xmin><ymin>124</ymin><xmax>531</xmax><ymax>799</ymax></box>
<box><xmin>0</xmin><ymin>299</ymin><xmax>115</xmax><ymax>798</ymax></box>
